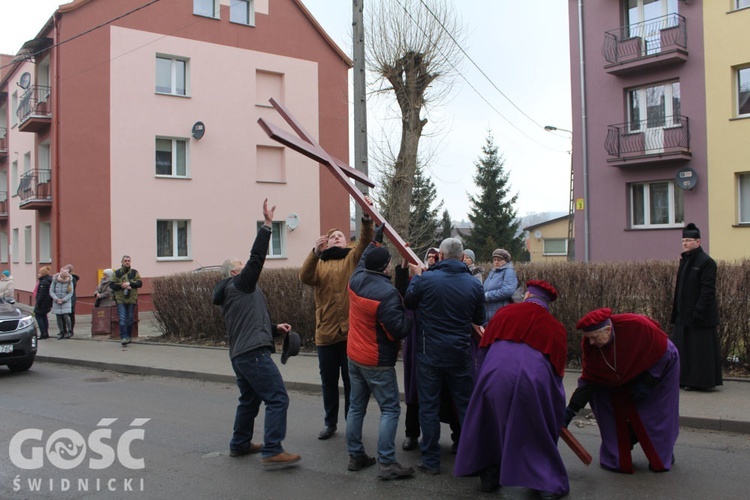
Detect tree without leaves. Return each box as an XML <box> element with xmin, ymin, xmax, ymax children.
<box><xmin>376</xmin><ymin>162</ymin><xmax>442</xmax><ymax>262</ymax></box>
<box><xmin>366</xmin><ymin>0</ymin><xmax>463</xmax><ymax>246</ymax></box>
<box><xmin>465</xmin><ymin>132</ymin><xmax>527</xmax><ymax>262</ymax></box>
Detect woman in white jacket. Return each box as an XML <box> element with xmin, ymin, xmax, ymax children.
<box><xmin>49</xmin><ymin>267</ymin><xmax>75</xmax><ymax>339</ymax></box>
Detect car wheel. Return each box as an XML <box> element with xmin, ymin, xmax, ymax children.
<box><xmin>7</xmin><ymin>359</ymin><xmax>34</xmax><ymax>372</ymax></box>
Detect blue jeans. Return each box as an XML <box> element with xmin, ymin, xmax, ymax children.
<box><xmin>230</xmin><ymin>349</ymin><xmax>289</xmax><ymax>458</ymax></box>
<box><xmin>416</xmin><ymin>358</ymin><xmax>473</xmax><ymax>470</ymax></box>
<box><xmin>346</xmin><ymin>360</ymin><xmax>401</xmax><ymax>464</ymax></box>
<box><xmin>317</xmin><ymin>342</ymin><xmax>350</xmax><ymax>427</ymax></box>
<box><xmin>117</xmin><ymin>303</ymin><xmax>135</xmax><ymax>339</ymax></box>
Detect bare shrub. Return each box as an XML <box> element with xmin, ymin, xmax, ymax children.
<box><xmin>152</xmin><ymin>268</ymin><xmax>316</xmax><ymax>348</ymax></box>
<box><xmin>152</xmin><ymin>260</ymin><xmax>749</xmax><ymax>372</ymax></box>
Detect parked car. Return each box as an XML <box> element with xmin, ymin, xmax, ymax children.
<box><xmin>0</xmin><ymin>302</ymin><xmax>37</xmax><ymax>372</ymax></box>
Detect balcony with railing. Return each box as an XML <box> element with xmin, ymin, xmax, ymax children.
<box><xmin>17</xmin><ymin>85</ymin><xmax>52</xmax><ymax>133</ymax></box>
<box><xmin>0</xmin><ymin>191</ymin><xmax>7</xmax><ymax>218</ymax></box>
<box><xmin>17</xmin><ymin>169</ymin><xmax>52</xmax><ymax>210</ymax></box>
<box><xmin>605</xmin><ymin>115</ymin><xmax>691</xmax><ymax>167</ymax></box>
<box><xmin>0</xmin><ymin>127</ymin><xmax>7</xmax><ymax>161</ymax></box>
<box><xmin>602</xmin><ymin>14</ymin><xmax>687</xmax><ymax>76</ymax></box>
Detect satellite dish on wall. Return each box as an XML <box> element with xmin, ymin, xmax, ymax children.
<box><xmin>286</xmin><ymin>213</ymin><xmax>300</xmax><ymax>231</ymax></box>
<box><xmin>534</xmin><ymin>230</ymin><xmax>543</xmax><ymax>240</ymax></box>
<box><xmin>675</xmin><ymin>167</ymin><xmax>697</xmax><ymax>191</ymax></box>
<box><xmin>18</xmin><ymin>72</ymin><xmax>31</xmax><ymax>89</ymax></box>
<box><xmin>192</xmin><ymin>121</ymin><xmax>205</xmax><ymax>140</ymax></box>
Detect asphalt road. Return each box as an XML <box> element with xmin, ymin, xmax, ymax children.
<box><xmin>1</xmin><ymin>363</ymin><xmax>749</xmax><ymax>499</ymax></box>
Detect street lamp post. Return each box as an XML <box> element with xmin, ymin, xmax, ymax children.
<box><xmin>544</xmin><ymin>126</ymin><xmax>574</xmax><ymax>261</ymax></box>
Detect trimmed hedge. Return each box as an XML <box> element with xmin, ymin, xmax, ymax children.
<box><xmin>152</xmin><ymin>261</ymin><xmax>750</xmax><ymax>372</ymax></box>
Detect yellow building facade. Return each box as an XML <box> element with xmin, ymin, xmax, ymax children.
<box><xmin>704</xmin><ymin>2</ymin><xmax>750</xmax><ymax>261</ymax></box>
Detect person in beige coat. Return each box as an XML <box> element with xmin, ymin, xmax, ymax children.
<box><xmin>300</xmin><ymin>210</ymin><xmax>374</xmax><ymax>440</ymax></box>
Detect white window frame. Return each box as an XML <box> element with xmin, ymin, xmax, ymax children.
<box><xmin>628</xmin><ymin>81</ymin><xmax>681</xmax><ymax>131</ymax></box>
<box><xmin>738</xmin><ymin>67</ymin><xmax>750</xmax><ymax>117</ymax></box>
<box><xmin>542</xmin><ymin>238</ymin><xmax>568</xmax><ymax>256</ymax></box>
<box><xmin>12</xmin><ymin>228</ymin><xmax>19</xmax><ymax>264</ymax></box>
<box><xmin>737</xmin><ymin>0</ymin><xmax>750</xmax><ymax>11</ymax></box>
<box><xmin>230</xmin><ymin>0</ymin><xmax>255</xmax><ymax>25</ymax></box>
<box><xmin>257</xmin><ymin>221</ymin><xmax>286</xmax><ymax>258</ymax></box>
<box><xmin>11</xmin><ymin>92</ymin><xmax>18</xmax><ymax>127</ymax></box>
<box><xmin>39</xmin><ymin>222</ymin><xmax>51</xmax><ymax>263</ymax></box>
<box><xmin>11</xmin><ymin>160</ymin><xmax>18</xmax><ymax>197</ymax></box>
<box><xmin>630</xmin><ymin>180</ymin><xmax>684</xmax><ymax>229</ymax></box>
<box><xmin>0</xmin><ymin>231</ymin><xmax>8</xmax><ymax>263</ymax></box>
<box><xmin>157</xmin><ymin>220</ymin><xmax>191</xmax><ymax>260</ymax></box>
<box><xmin>194</xmin><ymin>0</ymin><xmax>219</xmax><ymax>18</ymax></box>
<box><xmin>155</xmin><ymin>55</ymin><xmax>189</xmax><ymax>96</ymax></box>
<box><xmin>24</xmin><ymin>226</ymin><xmax>32</xmax><ymax>263</ymax></box>
<box><xmin>155</xmin><ymin>137</ymin><xmax>189</xmax><ymax>178</ymax></box>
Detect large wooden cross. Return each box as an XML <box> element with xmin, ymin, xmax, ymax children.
<box><xmin>258</xmin><ymin>98</ymin><xmax>423</xmax><ymax>266</ymax></box>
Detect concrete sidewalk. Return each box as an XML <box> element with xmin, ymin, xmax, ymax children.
<box><xmin>28</xmin><ymin>309</ymin><xmax>750</xmax><ymax>435</ymax></box>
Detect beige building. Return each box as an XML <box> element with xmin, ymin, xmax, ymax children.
<box><xmin>704</xmin><ymin>2</ymin><xmax>750</xmax><ymax>261</ymax></box>
<box><xmin>524</xmin><ymin>215</ymin><xmax>574</xmax><ymax>263</ymax></box>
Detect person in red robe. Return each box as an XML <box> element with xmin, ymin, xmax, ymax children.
<box><xmin>454</xmin><ymin>280</ymin><xmax>569</xmax><ymax>499</ymax></box>
<box><xmin>564</xmin><ymin>308</ymin><xmax>680</xmax><ymax>474</ymax></box>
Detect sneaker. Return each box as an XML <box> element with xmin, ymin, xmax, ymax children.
<box><xmin>56</xmin><ymin>334</ymin><xmax>64</xmax><ymax>340</ymax></box>
<box><xmin>416</xmin><ymin>461</ymin><xmax>440</xmax><ymax>475</ymax></box>
<box><xmin>230</xmin><ymin>443</ymin><xmax>262</xmax><ymax>457</ymax></box>
<box><xmin>261</xmin><ymin>451</ymin><xmax>301</xmax><ymax>469</ymax></box>
<box><xmin>348</xmin><ymin>454</ymin><xmax>376</xmax><ymax>471</ymax></box>
<box><xmin>378</xmin><ymin>461</ymin><xmax>415</xmax><ymax>480</ymax></box>
<box><xmin>63</xmin><ymin>332</ymin><xmax>72</xmax><ymax>339</ymax></box>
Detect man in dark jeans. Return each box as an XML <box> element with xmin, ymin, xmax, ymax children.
<box><xmin>212</xmin><ymin>198</ymin><xmax>300</xmax><ymax>468</ymax></box>
<box><xmin>110</xmin><ymin>256</ymin><xmax>141</xmax><ymax>346</ymax></box>
<box><xmin>404</xmin><ymin>238</ymin><xmax>485</xmax><ymax>475</ymax></box>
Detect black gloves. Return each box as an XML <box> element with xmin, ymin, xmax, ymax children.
<box><xmin>563</xmin><ymin>406</ymin><xmax>577</xmax><ymax>428</ymax></box>
<box><xmin>373</xmin><ymin>223</ymin><xmax>385</xmax><ymax>244</ymax></box>
<box><xmin>630</xmin><ymin>371</ymin><xmax>658</xmax><ymax>402</ymax></box>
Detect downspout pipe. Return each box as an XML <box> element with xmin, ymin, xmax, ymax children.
<box><xmin>53</xmin><ymin>13</ymin><xmax>61</xmax><ymax>269</ymax></box>
<box><xmin>578</xmin><ymin>0</ymin><xmax>590</xmax><ymax>262</ymax></box>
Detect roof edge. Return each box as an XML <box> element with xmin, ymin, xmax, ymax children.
<box><xmin>292</xmin><ymin>0</ymin><xmax>352</xmax><ymax>68</ymax></box>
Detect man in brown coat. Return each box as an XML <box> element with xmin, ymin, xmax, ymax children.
<box><xmin>300</xmin><ymin>211</ymin><xmax>374</xmax><ymax>440</ymax></box>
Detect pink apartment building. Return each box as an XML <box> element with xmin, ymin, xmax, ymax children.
<box><xmin>0</xmin><ymin>0</ymin><xmax>352</xmax><ymax>311</ymax></box>
<box><xmin>568</xmin><ymin>0</ymin><xmax>708</xmax><ymax>261</ymax></box>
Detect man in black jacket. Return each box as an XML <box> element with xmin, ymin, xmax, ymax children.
<box><xmin>212</xmin><ymin>198</ymin><xmax>300</xmax><ymax>468</ymax></box>
<box><xmin>670</xmin><ymin>222</ymin><xmax>722</xmax><ymax>390</ymax></box>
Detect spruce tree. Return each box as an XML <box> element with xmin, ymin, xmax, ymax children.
<box><xmin>440</xmin><ymin>209</ymin><xmax>453</xmax><ymax>240</ymax></box>
<box><xmin>377</xmin><ymin>162</ymin><xmax>442</xmax><ymax>262</ymax></box>
<box><xmin>407</xmin><ymin>165</ymin><xmax>443</xmax><ymax>260</ymax></box>
<box><xmin>465</xmin><ymin>132</ymin><xmax>527</xmax><ymax>262</ymax></box>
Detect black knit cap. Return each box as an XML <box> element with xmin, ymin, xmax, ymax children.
<box><xmin>365</xmin><ymin>247</ymin><xmax>391</xmax><ymax>272</ymax></box>
<box><xmin>682</xmin><ymin>223</ymin><xmax>700</xmax><ymax>239</ymax></box>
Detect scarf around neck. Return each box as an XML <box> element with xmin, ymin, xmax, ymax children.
<box><xmin>320</xmin><ymin>246</ymin><xmax>352</xmax><ymax>261</ymax></box>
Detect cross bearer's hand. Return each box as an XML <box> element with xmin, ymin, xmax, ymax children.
<box><xmin>263</xmin><ymin>198</ymin><xmax>276</xmax><ymax>226</ymax></box>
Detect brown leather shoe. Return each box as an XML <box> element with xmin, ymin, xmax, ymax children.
<box><xmin>230</xmin><ymin>442</ymin><xmax>262</xmax><ymax>457</ymax></box>
<box><xmin>261</xmin><ymin>451</ymin><xmax>301</xmax><ymax>468</ymax></box>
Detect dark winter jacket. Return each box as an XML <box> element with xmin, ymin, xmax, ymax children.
<box><xmin>671</xmin><ymin>246</ymin><xmax>719</xmax><ymax>327</ymax></box>
<box><xmin>110</xmin><ymin>268</ymin><xmax>142</xmax><ymax>305</ymax></box>
<box><xmin>34</xmin><ymin>275</ymin><xmax>54</xmax><ymax>315</ymax></box>
<box><xmin>212</xmin><ymin>226</ymin><xmax>280</xmax><ymax>360</ymax></box>
<box><xmin>347</xmin><ymin>243</ymin><xmax>412</xmax><ymax>367</ymax></box>
<box><xmin>404</xmin><ymin>258</ymin><xmax>485</xmax><ymax>367</ymax></box>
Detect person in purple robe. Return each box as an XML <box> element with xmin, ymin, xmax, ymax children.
<box><xmin>564</xmin><ymin>308</ymin><xmax>680</xmax><ymax>474</ymax></box>
<box><xmin>454</xmin><ymin>280</ymin><xmax>569</xmax><ymax>499</ymax></box>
